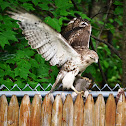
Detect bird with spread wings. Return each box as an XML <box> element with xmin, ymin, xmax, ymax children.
<box><xmin>7</xmin><ymin>9</ymin><xmax>98</xmax><ymax>94</ymax></box>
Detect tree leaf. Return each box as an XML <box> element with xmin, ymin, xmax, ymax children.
<box><xmin>44</xmin><ymin>17</ymin><xmax>61</xmax><ymax>32</ymax></box>
<box><xmin>32</xmin><ymin>0</ymin><xmax>40</xmax><ymax>6</ymax></box>
<box><xmin>38</xmin><ymin>3</ymin><xmax>49</xmax><ymax>10</ymax></box>
<box><xmin>0</xmin><ymin>35</ymin><xmax>10</xmax><ymax>49</ymax></box>
<box><xmin>22</xmin><ymin>3</ymin><xmax>35</xmax><ymax>11</ymax></box>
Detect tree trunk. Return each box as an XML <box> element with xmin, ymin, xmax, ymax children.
<box><xmin>122</xmin><ymin>0</ymin><xmax>126</xmax><ymax>87</ymax></box>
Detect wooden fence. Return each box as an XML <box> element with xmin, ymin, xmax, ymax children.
<box><xmin>0</xmin><ymin>93</ymin><xmax>126</xmax><ymax>126</ymax></box>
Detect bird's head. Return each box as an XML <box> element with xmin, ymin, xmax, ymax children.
<box><xmin>68</xmin><ymin>17</ymin><xmax>91</xmax><ymax>31</ymax></box>
<box><xmin>82</xmin><ymin>49</ymin><xmax>99</xmax><ymax>65</ymax></box>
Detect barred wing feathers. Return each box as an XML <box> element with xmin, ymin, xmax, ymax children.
<box><xmin>8</xmin><ymin>10</ymin><xmax>79</xmax><ymax>66</ymax></box>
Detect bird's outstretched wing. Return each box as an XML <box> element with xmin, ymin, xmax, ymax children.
<box><xmin>7</xmin><ymin>10</ymin><xmax>79</xmax><ymax>66</ymax></box>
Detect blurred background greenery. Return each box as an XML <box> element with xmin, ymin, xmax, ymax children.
<box><xmin>0</xmin><ymin>0</ymin><xmax>123</xmax><ymax>90</ymax></box>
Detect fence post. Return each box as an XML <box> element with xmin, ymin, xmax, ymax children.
<box><xmin>95</xmin><ymin>94</ymin><xmax>105</xmax><ymax>126</ymax></box>
<box><xmin>73</xmin><ymin>94</ymin><xmax>84</xmax><ymax>126</ymax></box>
<box><xmin>41</xmin><ymin>94</ymin><xmax>53</xmax><ymax>126</ymax></box>
<box><xmin>105</xmin><ymin>94</ymin><xmax>116</xmax><ymax>126</ymax></box>
<box><xmin>19</xmin><ymin>94</ymin><xmax>30</xmax><ymax>126</ymax></box>
<box><xmin>7</xmin><ymin>95</ymin><xmax>19</xmax><ymax>126</ymax></box>
<box><xmin>62</xmin><ymin>94</ymin><xmax>73</xmax><ymax>126</ymax></box>
<box><xmin>116</xmin><ymin>94</ymin><xmax>126</xmax><ymax>126</ymax></box>
<box><xmin>51</xmin><ymin>94</ymin><xmax>63</xmax><ymax>126</ymax></box>
<box><xmin>84</xmin><ymin>94</ymin><xmax>94</xmax><ymax>126</ymax></box>
<box><xmin>30</xmin><ymin>94</ymin><xmax>42</xmax><ymax>126</ymax></box>
<box><xmin>0</xmin><ymin>95</ymin><xmax>8</xmax><ymax>126</ymax></box>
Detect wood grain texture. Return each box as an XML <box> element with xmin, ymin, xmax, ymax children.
<box><xmin>19</xmin><ymin>94</ymin><xmax>30</xmax><ymax>126</ymax></box>
<box><xmin>51</xmin><ymin>94</ymin><xmax>63</xmax><ymax>126</ymax></box>
<box><xmin>84</xmin><ymin>94</ymin><xmax>94</xmax><ymax>126</ymax></box>
<box><xmin>0</xmin><ymin>95</ymin><xmax>8</xmax><ymax>126</ymax></box>
<box><xmin>62</xmin><ymin>94</ymin><xmax>73</xmax><ymax>126</ymax></box>
<box><xmin>73</xmin><ymin>94</ymin><xmax>84</xmax><ymax>126</ymax></box>
<box><xmin>116</xmin><ymin>94</ymin><xmax>126</xmax><ymax>126</ymax></box>
<box><xmin>95</xmin><ymin>94</ymin><xmax>105</xmax><ymax>126</ymax></box>
<box><xmin>105</xmin><ymin>94</ymin><xmax>116</xmax><ymax>126</ymax></box>
<box><xmin>41</xmin><ymin>94</ymin><xmax>53</xmax><ymax>126</ymax></box>
<box><xmin>30</xmin><ymin>94</ymin><xmax>42</xmax><ymax>126</ymax></box>
<box><xmin>7</xmin><ymin>95</ymin><xmax>19</xmax><ymax>126</ymax></box>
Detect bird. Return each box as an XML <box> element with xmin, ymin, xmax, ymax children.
<box><xmin>7</xmin><ymin>9</ymin><xmax>98</xmax><ymax>94</ymax></box>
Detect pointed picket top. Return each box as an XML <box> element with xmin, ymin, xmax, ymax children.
<box><xmin>62</xmin><ymin>94</ymin><xmax>73</xmax><ymax>126</ymax></box>
<box><xmin>84</xmin><ymin>94</ymin><xmax>95</xmax><ymax>126</ymax></box>
<box><xmin>0</xmin><ymin>95</ymin><xmax>8</xmax><ymax>126</ymax></box>
<box><xmin>95</xmin><ymin>94</ymin><xmax>105</xmax><ymax>126</ymax></box>
<box><xmin>41</xmin><ymin>94</ymin><xmax>53</xmax><ymax>126</ymax></box>
<box><xmin>51</xmin><ymin>94</ymin><xmax>63</xmax><ymax>126</ymax></box>
<box><xmin>19</xmin><ymin>94</ymin><xmax>30</xmax><ymax>126</ymax></box>
<box><xmin>30</xmin><ymin>94</ymin><xmax>42</xmax><ymax>126</ymax></box>
<box><xmin>73</xmin><ymin>94</ymin><xmax>84</xmax><ymax>126</ymax></box>
<box><xmin>116</xmin><ymin>94</ymin><xmax>126</xmax><ymax>126</ymax></box>
<box><xmin>7</xmin><ymin>95</ymin><xmax>19</xmax><ymax>126</ymax></box>
<box><xmin>105</xmin><ymin>94</ymin><xmax>116</xmax><ymax>126</ymax></box>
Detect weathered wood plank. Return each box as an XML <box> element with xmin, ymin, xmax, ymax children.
<box><xmin>51</xmin><ymin>94</ymin><xmax>63</xmax><ymax>126</ymax></box>
<box><xmin>116</xmin><ymin>94</ymin><xmax>126</xmax><ymax>126</ymax></box>
<box><xmin>95</xmin><ymin>94</ymin><xmax>105</xmax><ymax>126</ymax></box>
<box><xmin>124</xmin><ymin>98</ymin><xmax>126</xmax><ymax>125</ymax></box>
<box><xmin>105</xmin><ymin>94</ymin><xmax>116</xmax><ymax>126</ymax></box>
<box><xmin>41</xmin><ymin>94</ymin><xmax>53</xmax><ymax>126</ymax></box>
<box><xmin>73</xmin><ymin>94</ymin><xmax>84</xmax><ymax>126</ymax></box>
<box><xmin>19</xmin><ymin>94</ymin><xmax>30</xmax><ymax>126</ymax></box>
<box><xmin>62</xmin><ymin>94</ymin><xmax>73</xmax><ymax>126</ymax></box>
<box><xmin>0</xmin><ymin>95</ymin><xmax>8</xmax><ymax>126</ymax></box>
<box><xmin>84</xmin><ymin>94</ymin><xmax>94</xmax><ymax>126</ymax></box>
<box><xmin>7</xmin><ymin>95</ymin><xmax>19</xmax><ymax>126</ymax></box>
<box><xmin>30</xmin><ymin>94</ymin><xmax>42</xmax><ymax>126</ymax></box>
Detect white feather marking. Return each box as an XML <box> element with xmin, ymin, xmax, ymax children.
<box><xmin>44</xmin><ymin>46</ymin><xmax>57</xmax><ymax>61</ymax></box>
<box><xmin>50</xmin><ymin>55</ymin><xmax>59</xmax><ymax>66</ymax></box>
<box><xmin>45</xmin><ymin>51</ymin><xmax>56</xmax><ymax>61</ymax></box>
<box><xmin>42</xmin><ymin>45</ymin><xmax>56</xmax><ymax>58</ymax></box>
<box><xmin>62</xmin><ymin>72</ymin><xmax>75</xmax><ymax>89</ymax></box>
<box><xmin>37</xmin><ymin>44</ymin><xmax>51</xmax><ymax>54</ymax></box>
<box><xmin>68</xmin><ymin>20</ymin><xmax>74</xmax><ymax>24</ymax></box>
<box><xmin>68</xmin><ymin>18</ymin><xmax>77</xmax><ymax>24</ymax></box>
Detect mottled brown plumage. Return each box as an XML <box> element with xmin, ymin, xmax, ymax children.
<box><xmin>62</xmin><ymin>18</ymin><xmax>91</xmax><ymax>48</ymax></box>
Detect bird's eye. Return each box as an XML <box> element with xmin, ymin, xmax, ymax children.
<box><xmin>90</xmin><ymin>57</ymin><xmax>95</xmax><ymax>60</ymax></box>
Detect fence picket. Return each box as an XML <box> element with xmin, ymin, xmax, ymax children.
<box><xmin>95</xmin><ymin>94</ymin><xmax>105</xmax><ymax>126</ymax></box>
<box><xmin>41</xmin><ymin>94</ymin><xmax>53</xmax><ymax>126</ymax></box>
<box><xmin>73</xmin><ymin>94</ymin><xmax>84</xmax><ymax>126</ymax></box>
<box><xmin>19</xmin><ymin>94</ymin><xmax>30</xmax><ymax>126</ymax></box>
<box><xmin>30</xmin><ymin>94</ymin><xmax>42</xmax><ymax>126</ymax></box>
<box><xmin>0</xmin><ymin>95</ymin><xmax>8</xmax><ymax>126</ymax></box>
<box><xmin>84</xmin><ymin>94</ymin><xmax>94</xmax><ymax>126</ymax></box>
<box><xmin>124</xmin><ymin>98</ymin><xmax>126</xmax><ymax>125</ymax></box>
<box><xmin>62</xmin><ymin>94</ymin><xmax>73</xmax><ymax>126</ymax></box>
<box><xmin>51</xmin><ymin>94</ymin><xmax>63</xmax><ymax>126</ymax></box>
<box><xmin>105</xmin><ymin>94</ymin><xmax>116</xmax><ymax>126</ymax></box>
<box><xmin>7</xmin><ymin>95</ymin><xmax>19</xmax><ymax>126</ymax></box>
<box><xmin>116</xmin><ymin>94</ymin><xmax>126</xmax><ymax>126</ymax></box>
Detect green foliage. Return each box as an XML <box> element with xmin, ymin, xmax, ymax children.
<box><xmin>0</xmin><ymin>0</ymin><xmax>123</xmax><ymax>90</ymax></box>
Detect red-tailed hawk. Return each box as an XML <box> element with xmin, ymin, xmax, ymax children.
<box><xmin>7</xmin><ymin>9</ymin><xmax>98</xmax><ymax>94</ymax></box>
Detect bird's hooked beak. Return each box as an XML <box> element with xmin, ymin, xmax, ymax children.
<box><xmin>95</xmin><ymin>59</ymin><xmax>98</xmax><ymax>63</ymax></box>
